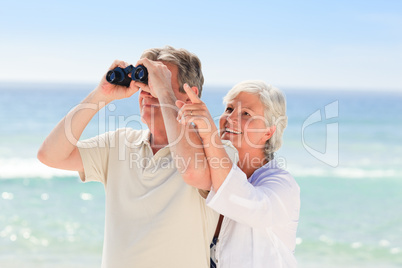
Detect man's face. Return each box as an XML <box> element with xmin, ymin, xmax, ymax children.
<box><xmin>138</xmin><ymin>61</ymin><xmax>187</xmax><ymax>130</ymax></box>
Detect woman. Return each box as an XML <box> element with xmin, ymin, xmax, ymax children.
<box><xmin>177</xmin><ymin>80</ymin><xmax>300</xmax><ymax>268</ymax></box>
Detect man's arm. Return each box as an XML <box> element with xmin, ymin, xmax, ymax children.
<box><xmin>158</xmin><ymin>88</ymin><xmax>211</xmax><ymax>190</ymax></box>
<box><xmin>176</xmin><ymin>85</ymin><xmax>234</xmax><ymax>192</ymax></box>
<box><xmin>37</xmin><ymin>60</ymin><xmax>139</xmax><ymax>172</ymax></box>
<box><xmin>135</xmin><ymin>58</ymin><xmax>211</xmax><ymax>190</ymax></box>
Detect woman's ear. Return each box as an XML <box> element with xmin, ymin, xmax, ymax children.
<box><xmin>264</xmin><ymin>125</ymin><xmax>277</xmax><ymax>141</ymax></box>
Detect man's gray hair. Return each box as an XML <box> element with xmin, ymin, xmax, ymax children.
<box><xmin>223</xmin><ymin>80</ymin><xmax>288</xmax><ymax>162</ymax></box>
<box><xmin>141</xmin><ymin>45</ymin><xmax>204</xmax><ymax>97</ymax></box>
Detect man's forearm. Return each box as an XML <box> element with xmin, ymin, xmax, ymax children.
<box><xmin>38</xmin><ymin>90</ymin><xmax>108</xmax><ymax>165</ymax></box>
<box><xmin>158</xmin><ymin>91</ymin><xmax>211</xmax><ymax>189</ymax></box>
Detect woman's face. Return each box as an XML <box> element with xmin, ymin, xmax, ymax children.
<box><xmin>219</xmin><ymin>92</ymin><xmax>273</xmax><ymax>153</ymax></box>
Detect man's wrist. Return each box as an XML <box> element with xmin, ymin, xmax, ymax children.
<box><xmin>155</xmin><ymin>87</ymin><xmax>176</xmax><ymax>104</ymax></box>
<box><xmin>199</xmin><ymin>133</ymin><xmax>214</xmax><ymax>145</ymax></box>
<box><xmin>84</xmin><ymin>89</ymin><xmax>112</xmax><ymax>109</ymax></box>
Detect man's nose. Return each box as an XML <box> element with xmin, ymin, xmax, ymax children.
<box><xmin>140</xmin><ymin>90</ymin><xmax>153</xmax><ymax>98</ymax></box>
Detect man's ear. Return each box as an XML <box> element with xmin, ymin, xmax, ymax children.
<box><xmin>264</xmin><ymin>125</ymin><xmax>277</xmax><ymax>141</ymax></box>
<box><xmin>186</xmin><ymin>86</ymin><xmax>199</xmax><ymax>103</ymax></box>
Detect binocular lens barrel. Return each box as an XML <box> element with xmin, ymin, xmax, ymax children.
<box><xmin>132</xmin><ymin>66</ymin><xmax>148</xmax><ymax>84</ymax></box>
<box><xmin>134</xmin><ymin>68</ymin><xmax>144</xmax><ymax>80</ymax></box>
<box><xmin>106</xmin><ymin>68</ymin><xmax>125</xmax><ymax>83</ymax></box>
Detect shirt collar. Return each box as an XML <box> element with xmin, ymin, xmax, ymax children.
<box><xmin>132</xmin><ymin>129</ymin><xmax>152</xmax><ymax>146</ymax></box>
<box><xmin>249</xmin><ymin>159</ymin><xmax>279</xmax><ymax>179</ymax></box>
<box><xmin>133</xmin><ymin>129</ymin><xmax>172</xmax><ymax>153</ymax></box>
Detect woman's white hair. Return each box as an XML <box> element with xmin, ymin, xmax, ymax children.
<box><xmin>223</xmin><ymin>80</ymin><xmax>288</xmax><ymax>161</ymax></box>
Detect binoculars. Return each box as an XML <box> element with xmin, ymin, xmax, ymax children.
<box><xmin>106</xmin><ymin>65</ymin><xmax>148</xmax><ymax>87</ymax></box>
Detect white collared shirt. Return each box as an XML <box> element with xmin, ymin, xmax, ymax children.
<box><xmin>206</xmin><ymin>160</ymin><xmax>300</xmax><ymax>268</ymax></box>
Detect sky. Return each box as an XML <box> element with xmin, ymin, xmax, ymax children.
<box><xmin>0</xmin><ymin>0</ymin><xmax>401</xmax><ymax>91</ymax></box>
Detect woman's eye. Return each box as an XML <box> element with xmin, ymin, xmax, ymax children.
<box><xmin>225</xmin><ymin>107</ymin><xmax>233</xmax><ymax>113</ymax></box>
<box><xmin>243</xmin><ymin>111</ymin><xmax>251</xmax><ymax>116</ymax></box>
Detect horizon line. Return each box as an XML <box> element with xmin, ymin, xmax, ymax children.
<box><xmin>0</xmin><ymin>80</ymin><xmax>401</xmax><ymax>93</ymax></box>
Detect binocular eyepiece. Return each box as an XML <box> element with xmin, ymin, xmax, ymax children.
<box><xmin>106</xmin><ymin>65</ymin><xmax>148</xmax><ymax>87</ymax></box>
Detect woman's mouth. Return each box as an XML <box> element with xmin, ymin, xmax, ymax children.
<box><xmin>224</xmin><ymin>127</ymin><xmax>242</xmax><ymax>134</ymax></box>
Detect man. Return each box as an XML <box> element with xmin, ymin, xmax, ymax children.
<box><xmin>38</xmin><ymin>46</ymin><xmax>236</xmax><ymax>268</ymax></box>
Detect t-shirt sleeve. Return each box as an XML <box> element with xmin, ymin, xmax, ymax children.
<box><xmin>77</xmin><ymin>131</ymin><xmax>115</xmax><ymax>184</ymax></box>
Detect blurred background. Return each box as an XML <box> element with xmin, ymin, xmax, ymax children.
<box><xmin>1</xmin><ymin>0</ymin><xmax>401</xmax><ymax>267</ymax></box>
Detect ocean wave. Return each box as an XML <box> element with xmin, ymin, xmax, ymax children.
<box><xmin>289</xmin><ymin>166</ymin><xmax>401</xmax><ymax>179</ymax></box>
<box><xmin>1</xmin><ymin>158</ymin><xmax>400</xmax><ymax>180</ymax></box>
<box><xmin>0</xmin><ymin>158</ymin><xmax>78</xmax><ymax>179</ymax></box>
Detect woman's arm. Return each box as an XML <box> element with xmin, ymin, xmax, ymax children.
<box><xmin>176</xmin><ymin>84</ymin><xmax>234</xmax><ymax>191</ymax></box>
<box><xmin>206</xmin><ymin>164</ymin><xmax>300</xmax><ymax>229</ymax></box>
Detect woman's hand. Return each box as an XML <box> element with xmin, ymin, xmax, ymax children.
<box><xmin>176</xmin><ymin>84</ymin><xmax>218</xmax><ymax>142</ymax></box>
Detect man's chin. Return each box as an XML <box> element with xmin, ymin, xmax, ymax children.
<box><xmin>140</xmin><ymin>116</ymin><xmax>147</xmax><ymax>125</ymax></box>
<box><xmin>140</xmin><ymin>111</ymin><xmax>164</xmax><ymax>128</ymax></box>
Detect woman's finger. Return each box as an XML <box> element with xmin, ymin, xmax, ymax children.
<box><xmin>183</xmin><ymin>83</ymin><xmax>202</xmax><ymax>104</ymax></box>
<box><xmin>176</xmin><ymin>100</ymin><xmax>185</xmax><ymax>109</ymax></box>
<box><xmin>177</xmin><ymin>103</ymin><xmax>203</xmax><ymax>119</ymax></box>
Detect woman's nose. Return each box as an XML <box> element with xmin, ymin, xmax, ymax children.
<box><xmin>227</xmin><ymin>111</ymin><xmax>239</xmax><ymax>124</ymax></box>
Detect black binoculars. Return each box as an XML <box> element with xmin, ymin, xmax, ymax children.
<box><xmin>106</xmin><ymin>65</ymin><xmax>148</xmax><ymax>87</ymax></box>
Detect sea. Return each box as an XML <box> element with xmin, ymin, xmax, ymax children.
<box><xmin>0</xmin><ymin>83</ymin><xmax>401</xmax><ymax>268</ymax></box>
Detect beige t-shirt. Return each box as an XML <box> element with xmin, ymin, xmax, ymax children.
<box><xmin>77</xmin><ymin>128</ymin><xmax>237</xmax><ymax>268</ymax></box>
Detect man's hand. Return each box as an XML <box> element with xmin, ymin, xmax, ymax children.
<box><xmin>133</xmin><ymin>58</ymin><xmax>173</xmax><ymax>98</ymax></box>
<box><xmin>95</xmin><ymin>60</ymin><xmax>141</xmax><ymax>104</ymax></box>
